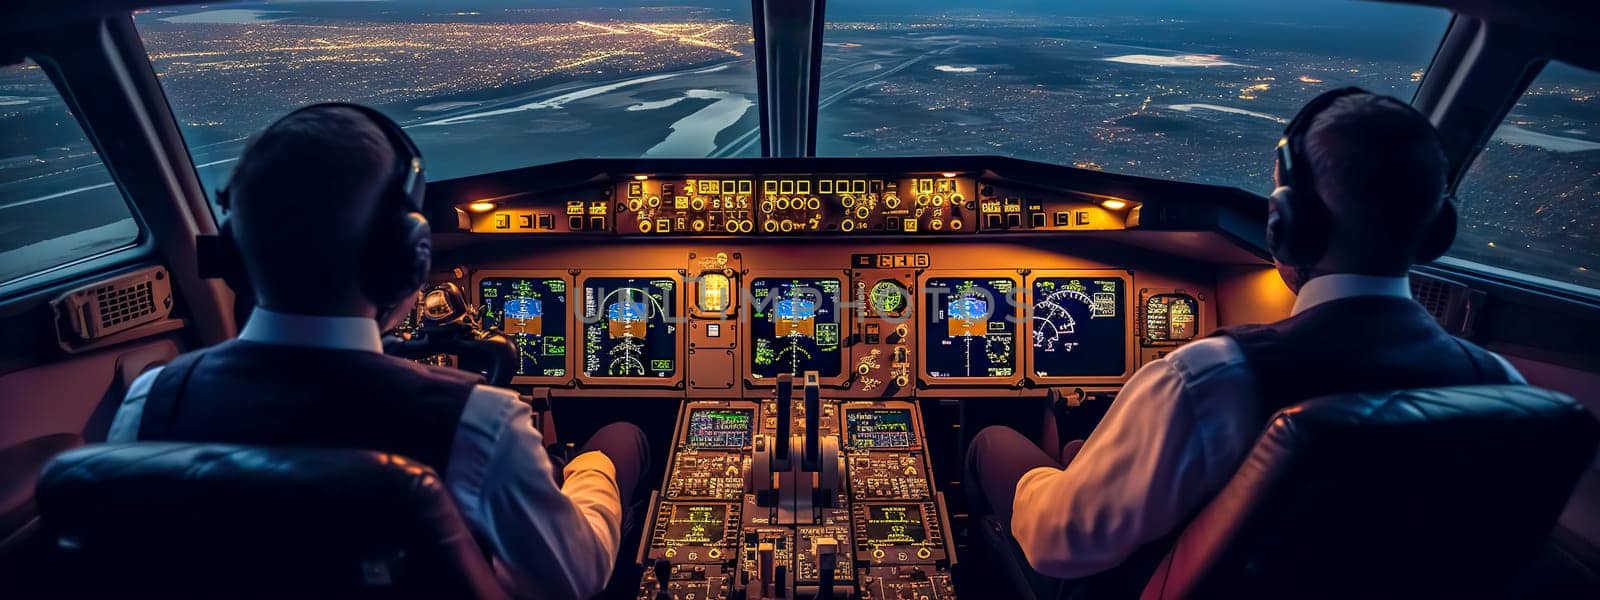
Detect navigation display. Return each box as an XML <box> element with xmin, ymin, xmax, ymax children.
<box><xmin>1143</xmin><ymin>293</ymin><xmax>1199</xmax><ymax>344</ymax></box>
<box><xmin>863</xmin><ymin>504</ymin><xmax>927</xmax><ymax>546</ymax></box>
<box><xmin>687</xmin><ymin>408</ymin><xmax>754</xmax><ymax>449</ymax></box>
<box><xmin>1030</xmin><ymin>278</ymin><xmax>1127</xmax><ymax>377</ymax></box>
<box><xmin>846</xmin><ymin>409</ymin><xmax>913</xmax><ymax>449</ymax></box>
<box><xmin>661</xmin><ymin>504</ymin><xmax>727</xmax><ymax>546</ymax></box>
<box><xmin>923</xmin><ymin>277</ymin><xmax>1017</xmax><ymax>378</ymax></box>
<box><xmin>581</xmin><ymin>277</ymin><xmax>677</xmax><ymax>378</ymax></box>
<box><xmin>479</xmin><ymin>277</ymin><xmax>568</xmax><ymax>378</ymax></box>
<box><xmin>750</xmin><ymin>278</ymin><xmax>843</xmax><ymax>379</ymax></box>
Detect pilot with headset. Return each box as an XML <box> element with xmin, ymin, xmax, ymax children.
<box><xmin>965</xmin><ymin>89</ymin><xmax>1527</xmax><ymax>591</ymax></box>
<box><xmin>105</xmin><ymin>104</ymin><xmax>648</xmax><ymax>600</ymax></box>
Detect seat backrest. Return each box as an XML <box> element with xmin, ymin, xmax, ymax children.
<box><xmin>1141</xmin><ymin>385</ymin><xmax>1599</xmax><ymax>600</ymax></box>
<box><xmin>36</xmin><ymin>443</ymin><xmax>508</xmax><ymax>599</ymax></box>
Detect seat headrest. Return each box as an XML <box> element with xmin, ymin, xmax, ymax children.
<box><xmin>37</xmin><ymin>443</ymin><xmax>507</xmax><ymax>599</ymax></box>
<box><xmin>1143</xmin><ymin>384</ymin><xmax>1599</xmax><ymax>600</ymax></box>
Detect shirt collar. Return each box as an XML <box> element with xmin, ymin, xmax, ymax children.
<box><xmin>1292</xmin><ymin>274</ymin><xmax>1413</xmax><ymax>316</ymax></box>
<box><xmin>237</xmin><ymin>307</ymin><xmax>383</xmax><ymax>353</ymax></box>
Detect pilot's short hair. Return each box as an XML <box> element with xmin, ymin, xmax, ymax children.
<box><xmin>1302</xmin><ymin>94</ymin><xmax>1449</xmax><ymax>243</ymax></box>
<box><xmin>224</xmin><ymin>106</ymin><xmax>397</xmax><ymax>295</ymax></box>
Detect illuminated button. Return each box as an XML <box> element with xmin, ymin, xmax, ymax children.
<box><xmin>518</xmin><ymin>214</ymin><xmax>534</xmax><ymax>229</ymax></box>
<box><xmin>886</xmin><ymin>216</ymin><xmax>902</xmax><ymax>230</ymax></box>
<box><xmin>590</xmin><ymin>216</ymin><xmax>606</xmax><ymax>231</ymax></box>
<box><xmin>692</xmin><ymin>219</ymin><xmax>706</xmax><ymax>232</ymax></box>
<box><xmin>1006</xmin><ymin>214</ymin><xmax>1022</xmax><ymax>228</ymax></box>
<box><xmin>951</xmin><ymin>193</ymin><xmax>964</xmax><ymax>204</ymax></box>
<box><xmin>932</xmin><ymin>195</ymin><xmax>945</xmax><ymax>207</ymax></box>
<box><xmin>930</xmin><ymin>219</ymin><xmax>944</xmax><ymax>231</ymax></box>
<box><xmin>884</xmin><ymin>194</ymin><xmax>900</xmax><ymax>209</ymax></box>
<box><xmin>872</xmin><ymin>548</ymin><xmax>885</xmax><ymax>560</ymax></box>
<box><xmin>858</xmin><ymin>363</ymin><xmax>871</xmax><ymax>375</ymax></box>
<box><xmin>646</xmin><ymin>195</ymin><xmax>660</xmax><ymax>208</ymax></box>
<box><xmin>917</xmin><ymin>547</ymin><xmax>932</xmax><ymax>560</ymax></box>
<box><xmin>1032</xmin><ymin>213</ymin><xmax>1046</xmax><ymax>228</ymax></box>
<box><xmin>841</xmin><ymin>194</ymin><xmax>856</xmax><ymax>208</ymax></box>
<box><xmin>776</xmin><ymin>197</ymin><xmax>791</xmax><ymax>210</ymax></box>
<box><xmin>691</xmin><ymin>197</ymin><xmax>706</xmax><ymax>211</ymax></box>
<box><xmin>779</xmin><ymin>220</ymin><xmax>794</xmax><ymax>233</ymax></box>
<box><xmin>536</xmin><ymin>214</ymin><xmax>553</xmax><ymax>229</ymax></box>
<box><xmin>916</xmin><ymin>195</ymin><xmax>929</xmax><ymax>208</ymax></box>
<box><xmin>807</xmin><ymin>197</ymin><xmax>821</xmax><ymax>211</ymax></box>
<box><xmin>638</xmin><ymin>219</ymin><xmax>653</xmax><ymax>233</ymax></box>
<box><xmin>761</xmin><ymin>200</ymin><xmax>775</xmax><ymax>214</ymax></box>
<box><xmin>569</xmin><ymin>216</ymin><xmax>584</xmax><ymax>230</ymax></box>
<box><xmin>903</xmin><ymin>219</ymin><xmax>918</xmax><ymax>233</ymax></box>
<box><xmin>627</xmin><ymin>199</ymin><xmax>642</xmax><ymax>212</ymax></box>
<box><xmin>951</xmin><ymin>218</ymin><xmax>964</xmax><ymax>230</ymax></box>
<box><xmin>493</xmin><ymin>213</ymin><xmax>510</xmax><ymax>229</ymax></box>
<box><xmin>855</xmin><ymin>206</ymin><xmax>871</xmax><ymax>220</ymax></box>
<box><xmin>764</xmin><ymin>220</ymin><xmax>778</xmax><ymax>233</ymax></box>
<box><xmin>656</xmin><ymin>218</ymin><xmax>672</xmax><ymax>233</ymax></box>
<box><xmin>1055</xmin><ymin>211</ymin><xmax>1071</xmax><ymax>226</ymax></box>
<box><xmin>840</xmin><ymin>219</ymin><xmax>856</xmax><ymax>232</ymax></box>
<box><xmin>985</xmin><ymin>214</ymin><xmax>1003</xmax><ymax>229</ymax></box>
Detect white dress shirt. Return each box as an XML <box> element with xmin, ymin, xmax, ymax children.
<box><xmin>107</xmin><ymin>309</ymin><xmax>622</xmax><ymax>600</ymax></box>
<box><xmin>1009</xmin><ymin>274</ymin><xmax>1526</xmax><ymax>579</ymax></box>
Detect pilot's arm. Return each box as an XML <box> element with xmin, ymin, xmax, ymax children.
<box><xmin>452</xmin><ymin>386</ymin><xmax>622</xmax><ymax>600</ymax></box>
<box><xmin>1008</xmin><ymin>337</ymin><xmax>1260</xmax><ymax>579</ymax></box>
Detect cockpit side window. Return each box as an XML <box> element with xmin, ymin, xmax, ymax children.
<box><xmin>1450</xmin><ymin>61</ymin><xmax>1600</xmax><ymax>292</ymax></box>
<box><xmin>0</xmin><ymin>60</ymin><xmax>142</xmax><ymax>286</ymax></box>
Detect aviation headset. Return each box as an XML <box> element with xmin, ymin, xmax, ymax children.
<box><xmin>202</xmin><ymin>103</ymin><xmax>431</xmax><ymax>328</ymax></box>
<box><xmin>1269</xmin><ymin>86</ymin><xmax>1458</xmax><ymax>269</ymax></box>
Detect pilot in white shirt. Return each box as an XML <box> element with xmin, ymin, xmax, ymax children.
<box><xmin>108</xmin><ymin>309</ymin><xmax>628</xmax><ymax>600</ymax></box>
<box><xmin>966</xmin><ymin>91</ymin><xmax>1526</xmax><ymax>585</ymax></box>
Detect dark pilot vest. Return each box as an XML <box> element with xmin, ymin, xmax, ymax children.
<box><xmin>1213</xmin><ymin>295</ymin><xmax>1517</xmax><ymax>418</ymax></box>
<box><xmin>1083</xmin><ymin>296</ymin><xmax>1520</xmax><ymax>599</ymax></box>
<box><xmin>137</xmin><ymin>339</ymin><xmax>482</xmax><ymax>475</ymax></box>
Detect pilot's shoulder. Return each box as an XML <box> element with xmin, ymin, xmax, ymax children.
<box><xmin>468</xmin><ymin>383</ymin><xmax>524</xmax><ymax>407</ymax></box>
<box><xmin>1157</xmin><ymin>336</ymin><xmax>1249</xmax><ymax>382</ymax></box>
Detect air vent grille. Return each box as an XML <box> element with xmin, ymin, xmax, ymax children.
<box><xmin>55</xmin><ymin>266</ymin><xmax>174</xmax><ymax>345</ymax></box>
<box><xmin>1409</xmin><ymin>273</ymin><xmax>1484</xmax><ymax>336</ymax></box>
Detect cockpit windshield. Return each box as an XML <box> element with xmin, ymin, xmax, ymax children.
<box><xmin>817</xmin><ymin>0</ymin><xmax>1451</xmax><ymax>194</ymax></box>
<box><xmin>135</xmin><ymin>2</ymin><xmax>758</xmax><ymax>196</ymax></box>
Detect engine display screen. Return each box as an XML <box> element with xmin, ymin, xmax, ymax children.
<box><xmin>581</xmin><ymin>277</ymin><xmax>677</xmax><ymax>378</ymax></box>
<box><xmin>846</xmin><ymin>409</ymin><xmax>913</xmax><ymax>449</ymax></box>
<box><xmin>750</xmin><ymin>278</ymin><xmax>843</xmax><ymax>379</ymax></box>
<box><xmin>1143</xmin><ymin>293</ymin><xmax>1199</xmax><ymax>344</ymax></box>
<box><xmin>862</xmin><ymin>504</ymin><xmax>927</xmax><ymax>546</ymax></box>
<box><xmin>1029</xmin><ymin>278</ymin><xmax>1127</xmax><ymax>377</ymax></box>
<box><xmin>661</xmin><ymin>504</ymin><xmax>727</xmax><ymax>546</ymax></box>
<box><xmin>686</xmin><ymin>408</ymin><xmax>754</xmax><ymax>449</ymax></box>
<box><xmin>479</xmin><ymin>277</ymin><xmax>568</xmax><ymax>377</ymax></box>
<box><xmin>923</xmin><ymin>277</ymin><xmax>1017</xmax><ymax>378</ymax></box>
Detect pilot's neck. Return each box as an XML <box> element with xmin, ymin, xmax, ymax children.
<box><xmin>238</xmin><ymin>307</ymin><xmax>383</xmax><ymax>353</ymax></box>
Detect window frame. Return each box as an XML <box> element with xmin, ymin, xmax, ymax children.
<box><xmin>0</xmin><ymin>53</ymin><xmax>153</xmax><ymax>296</ymax></box>
<box><xmin>1437</xmin><ymin>56</ymin><xmax>1600</xmax><ymax>302</ymax></box>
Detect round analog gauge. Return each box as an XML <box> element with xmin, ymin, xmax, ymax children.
<box><xmin>869</xmin><ymin>280</ymin><xmax>909</xmax><ymax>316</ymax></box>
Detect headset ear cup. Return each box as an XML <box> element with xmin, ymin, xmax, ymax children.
<box><xmin>362</xmin><ymin>212</ymin><xmax>433</xmax><ymax>313</ymax></box>
<box><xmin>215</xmin><ymin>221</ymin><xmax>252</xmax><ymax>297</ymax></box>
<box><xmin>1268</xmin><ymin>186</ymin><xmax>1307</xmax><ymax>266</ymax></box>
<box><xmin>1415</xmin><ymin>198</ymin><xmax>1458</xmax><ymax>263</ymax></box>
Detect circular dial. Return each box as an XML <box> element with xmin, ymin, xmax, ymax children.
<box><xmin>869</xmin><ymin>280</ymin><xmax>909</xmax><ymax>316</ymax></box>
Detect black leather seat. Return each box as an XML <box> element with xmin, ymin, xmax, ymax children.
<box><xmin>975</xmin><ymin>385</ymin><xmax>1598</xmax><ymax>600</ymax></box>
<box><xmin>1140</xmin><ymin>385</ymin><xmax>1598</xmax><ymax>600</ymax></box>
<box><xmin>35</xmin><ymin>443</ymin><xmax>508</xmax><ymax>599</ymax></box>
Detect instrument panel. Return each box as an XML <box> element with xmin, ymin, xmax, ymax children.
<box><xmin>462</xmin><ymin>265</ymin><xmax>1176</xmax><ymax>395</ymax></box>
<box><xmin>430</xmin><ymin>163</ymin><xmax>1235</xmax><ymax>397</ymax></box>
